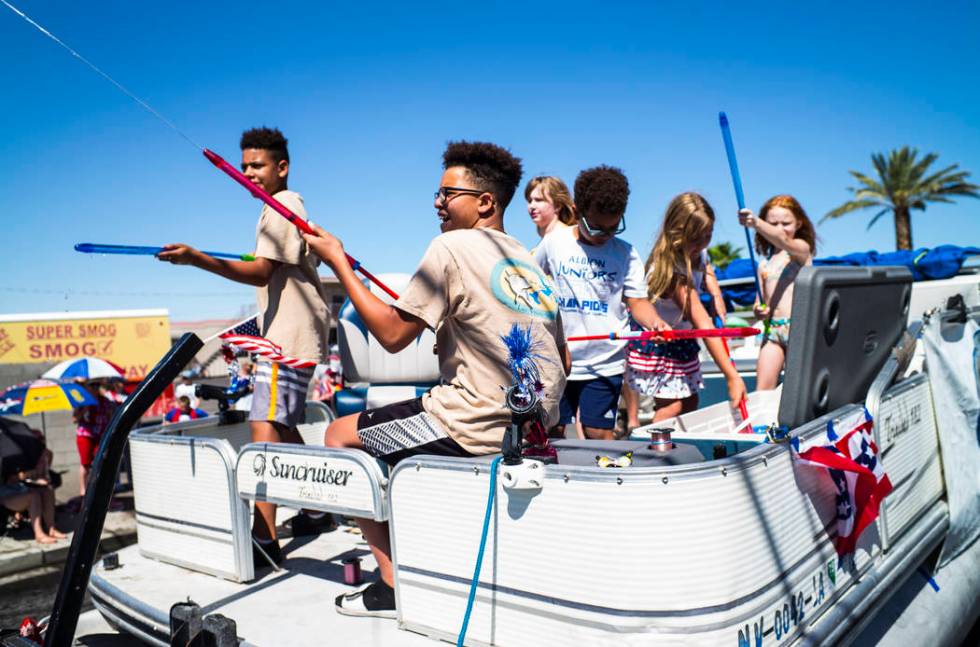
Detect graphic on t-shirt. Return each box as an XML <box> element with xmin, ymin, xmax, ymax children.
<box><xmin>554</xmin><ymin>255</ymin><xmax>619</xmax><ymax>282</ymax></box>
<box><xmin>490</xmin><ymin>259</ymin><xmax>558</xmax><ymax>320</ymax></box>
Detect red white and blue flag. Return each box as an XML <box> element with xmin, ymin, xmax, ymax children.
<box><xmin>791</xmin><ymin>408</ymin><xmax>893</xmax><ymax>556</ymax></box>
<box><xmin>216</xmin><ymin>316</ymin><xmax>316</xmax><ymax>369</ymax></box>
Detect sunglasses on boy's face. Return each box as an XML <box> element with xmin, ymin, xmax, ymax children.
<box><xmin>579</xmin><ymin>214</ymin><xmax>626</xmax><ymax>237</ymax></box>
<box><xmin>434</xmin><ymin>186</ymin><xmax>487</xmax><ymax>204</ymax></box>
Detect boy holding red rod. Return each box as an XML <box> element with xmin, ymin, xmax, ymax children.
<box><xmin>158</xmin><ymin>127</ymin><xmax>333</xmax><ymax>564</ymax></box>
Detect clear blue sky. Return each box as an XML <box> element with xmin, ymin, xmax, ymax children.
<box><xmin>2</xmin><ymin>0</ymin><xmax>978</xmax><ymax>322</ymax></box>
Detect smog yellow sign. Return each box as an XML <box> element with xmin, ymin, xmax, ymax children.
<box><xmin>0</xmin><ymin>309</ymin><xmax>170</xmax><ymax>380</ymax></box>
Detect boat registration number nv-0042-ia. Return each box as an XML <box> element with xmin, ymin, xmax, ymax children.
<box><xmin>736</xmin><ymin>557</ymin><xmax>843</xmax><ymax>646</ymax></box>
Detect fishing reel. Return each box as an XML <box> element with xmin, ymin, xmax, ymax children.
<box><xmin>501</xmin><ymin>385</ymin><xmax>541</xmax><ymax>465</ymax></box>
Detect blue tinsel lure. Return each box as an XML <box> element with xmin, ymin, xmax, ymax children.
<box><xmin>499</xmin><ymin>323</ymin><xmax>545</xmax><ymax>402</ymax></box>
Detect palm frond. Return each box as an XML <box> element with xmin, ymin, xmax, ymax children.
<box><xmin>933</xmin><ymin>180</ymin><xmax>980</xmax><ymax>198</ymax></box>
<box><xmin>849</xmin><ymin>171</ymin><xmax>885</xmax><ymax>194</ymax></box>
<box><xmin>916</xmin><ymin>163</ymin><xmax>958</xmax><ymax>189</ymax></box>
<box><xmin>909</xmin><ymin>152</ymin><xmax>939</xmax><ymax>182</ymax></box>
<box><xmin>821</xmin><ymin>198</ymin><xmax>883</xmax><ymax>222</ymax></box>
<box><xmin>865</xmin><ymin>207</ymin><xmax>891</xmax><ymax>230</ymax></box>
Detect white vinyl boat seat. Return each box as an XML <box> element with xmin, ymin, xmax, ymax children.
<box><xmin>551</xmin><ymin>439</ymin><xmax>703</xmax><ymax>467</ymax></box>
<box><xmin>334</xmin><ymin>273</ymin><xmax>440</xmax><ymax>418</ymax></box>
<box><xmin>129</xmin><ymin>423</ymin><xmax>254</xmax><ymax>582</ymax></box>
<box><xmin>235</xmin><ymin>442</ymin><xmax>389</xmax><ymax>521</ymax></box>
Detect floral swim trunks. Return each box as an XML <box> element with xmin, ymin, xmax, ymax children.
<box><xmin>761</xmin><ymin>318</ymin><xmax>791</xmax><ymax>348</ymax></box>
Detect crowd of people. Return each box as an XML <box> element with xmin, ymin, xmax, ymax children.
<box><xmin>1</xmin><ymin>378</ymin><xmax>128</xmax><ymax>544</ymax></box>
<box><xmin>152</xmin><ymin>126</ymin><xmax>814</xmax><ymax>618</ymax></box>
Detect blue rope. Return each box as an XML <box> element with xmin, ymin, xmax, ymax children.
<box><xmin>456</xmin><ymin>455</ymin><xmax>503</xmax><ymax>647</ymax></box>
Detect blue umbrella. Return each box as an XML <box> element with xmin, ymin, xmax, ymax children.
<box><xmin>0</xmin><ymin>379</ymin><xmax>98</xmax><ymax>416</ymax></box>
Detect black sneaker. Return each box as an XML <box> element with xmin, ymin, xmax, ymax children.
<box><xmin>252</xmin><ymin>540</ymin><xmax>283</xmax><ymax>570</ymax></box>
<box><xmin>335</xmin><ymin>579</ymin><xmax>396</xmax><ymax>619</ymax></box>
<box><xmin>288</xmin><ymin>512</ymin><xmax>337</xmax><ymax>537</ymax></box>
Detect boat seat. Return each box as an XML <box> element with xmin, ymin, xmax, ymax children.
<box><xmin>335</xmin><ymin>384</ymin><xmax>436</xmax><ymax>418</ymax></box>
<box><xmin>552</xmin><ymin>439</ymin><xmax>704</xmax><ymax>467</ymax></box>
<box><xmin>335</xmin><ymin>274</ymin><xmax>439</xmax><ymax>417</ymax></box>
<box><xmin>235</xmin><ymin>442</ymin><xmax>389</xmax><ymax>521</ymax></box>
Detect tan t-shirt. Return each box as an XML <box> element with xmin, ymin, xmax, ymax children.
<box><xmin>254</xmin><ymin>190</ymin><xmax>330</xmax><ymax>364</ymax></box>
<box><xmin>395</xmin><ymin>228</ymin><xmax>567</xmax><ymax>454</ymax></box>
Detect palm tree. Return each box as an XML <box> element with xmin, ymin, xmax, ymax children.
<box><xmin>823</xmin><ymin>147</ymin><xmax>979</xmax><ymax>250</ymax></box>
<box><xmin>708</xmin><ymin>242</ymin><xmax>742</xmax><ymax>270</ymax></box>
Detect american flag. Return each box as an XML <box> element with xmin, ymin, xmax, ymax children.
<box><xmin>792</xmin><ymin>408</ymin><xmax>893</xmax><ymax>557</ymax></box>
<box><xmin>217</xmin><ymin>316</ymin><xmax>317</xmax><ymax>369</ymax></box>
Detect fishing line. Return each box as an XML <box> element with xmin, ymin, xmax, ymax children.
<box><xmin>1</xmin><ymin>0</ymin><xmax>203</xmax><ymax>151</ymax></box>
<box><xmin>4</xmin><ymin>0</ymin><xmax>400</xmax><ymax>300</ymax></box>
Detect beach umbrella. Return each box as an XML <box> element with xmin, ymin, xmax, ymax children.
<box><xmin>41</xmin><ymin>357</ymin><xmax>125</xmax><ymax>381</ymax></box>
<box><xmin>0</xmin><ymin>379</ymin><xmax>98</xmax><ymax>416</ymax></box>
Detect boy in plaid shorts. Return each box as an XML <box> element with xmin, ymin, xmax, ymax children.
<box><xmin>159</xmin><ymin>127</ymin><xmax>331</xmax><ymax>565</ymax></box>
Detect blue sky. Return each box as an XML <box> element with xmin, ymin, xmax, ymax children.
<box><xmin>2</xmin><ymin>0</ymin><xmax>978</xmax><ymax>322</ymax></box>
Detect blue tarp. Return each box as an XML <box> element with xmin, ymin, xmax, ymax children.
<box><xmin>716</xmin><ymin>244</ymin><xmax>980</xmax><ymax>307</ymax></box>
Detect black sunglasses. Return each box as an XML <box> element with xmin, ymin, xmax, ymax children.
<box><xmin>434</xmin><ymin>186</ymin><xmax>488</xmax><ymax>202</ymax></box>
<box><xmin>579</xmin><ymin>214</ymin><xmax>626</xmax><ymax>237</ymax></box>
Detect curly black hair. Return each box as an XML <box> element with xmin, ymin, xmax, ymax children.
<box><xmin>443</xmin><ymin>141</ymin><xmax>523</xmax><ymax>210</ymax></box>
<box><xmin>240</xmin><ymin>127</ymin><xmax>290</xmax><ymax>163</ymax></box>
<box><xmin>573</xmin><ymin>165</ymin><xmax>630</xmax><ymax>218</ymax></box>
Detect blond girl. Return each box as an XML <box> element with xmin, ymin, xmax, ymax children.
<box><xmin>627</xmin><ymin>192</ymin><xmax>747</xmax><ymax>420</ymax></box>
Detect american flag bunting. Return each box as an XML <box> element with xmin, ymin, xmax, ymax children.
<box><xmin>791</xmin><ymin>407</ymin><xmax>893</xmax><ymax>557</ymax></box>
<box><xmin>217</xmin><ymin>316</ymin><xmax>317</xmax><ymax>369</ymax></box>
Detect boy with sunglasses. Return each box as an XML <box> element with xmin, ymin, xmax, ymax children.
<box><xmin>534</xmin><ymin>165</ymin><xmax>669</xmax><ymax>440</ymax></box>
<box><xmin>303</xmin><ymin>141</ymin><xmax>567</xmax><ymax>618</ymax></box>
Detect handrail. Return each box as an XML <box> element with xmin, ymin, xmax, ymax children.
<box><xmin>43</xmin><ymin>333</ymin><xmax>203</xmax><ymax>647</ymax></box>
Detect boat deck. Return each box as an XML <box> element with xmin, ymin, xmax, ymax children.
<box><xmin>89</xmin><ymin>525</ymin><xmax>437</xmax><ymax>647</ymax></box>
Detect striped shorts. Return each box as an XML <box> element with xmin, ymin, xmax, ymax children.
<box><xmin>356</xmin><ymin>397</ymin><xmax>474</xmax><ymax>466</ymax></box>
<box><xmin>249</xmin><ymin>361</ymin><xmax>314</xmax><ymax>427</ymax></box>
<box><xmin>626</xmin><ymin>338</ymin><xmax>703</xmax><ymax>400</ymax></box>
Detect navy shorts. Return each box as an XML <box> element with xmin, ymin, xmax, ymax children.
<box><xmin>558</xmin><ymin>374</ymin><xmax>624</xmax><ymax>429</ymax></box>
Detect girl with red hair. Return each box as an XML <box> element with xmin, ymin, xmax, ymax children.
<box><xmin>738</xmin><ymin>195</ymin><xmax>816</xmax><ymax>390</ymax></box>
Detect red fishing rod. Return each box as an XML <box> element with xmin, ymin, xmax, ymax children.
<box><xmin>202</xmin><ymin>149</ymin><xmax>399</xmax><ymax>300</ymax></box>
<box><xmin>713</xmin><ymin>315</ymin><xmax>751</xmax><ymax>422</ymax></box>
<box><xmin>566</xmin><ymin>327</ymin><xmax>759</xmax><ymax>342</ymax></box>
<box><xmin>569</xmin><ymin>325</ymin><xmax>755</xmax><ymax>422</ymax></box>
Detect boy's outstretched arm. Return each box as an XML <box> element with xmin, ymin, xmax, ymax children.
<box><xmin>301</xmin><ymin>225</ymin><xmax>426</xmax><ymax>353</ymax></box>
<box><xmin>157</xmin><ymin>244</ymin><xmax>279</xmax><ymax>287</ymax></box>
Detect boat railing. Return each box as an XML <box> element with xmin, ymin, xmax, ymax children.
<box><xmin>43</xmin><ymin>333</ymin><xmax>204</xmax><ymax>646</ymax></box>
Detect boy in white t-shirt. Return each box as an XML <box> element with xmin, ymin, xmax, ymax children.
<box><xmin>534</xmin><ymin>166</ymin><xmax>668</xmax><ymax>440</ymax></box>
